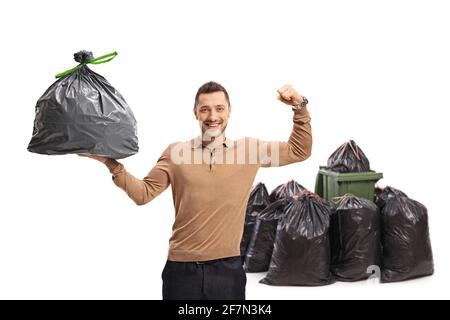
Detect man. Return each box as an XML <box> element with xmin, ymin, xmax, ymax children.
<box><xmin>79</xmin><ymin>81</ymin><xmax>312</xmax><ymax>300</ymax></box>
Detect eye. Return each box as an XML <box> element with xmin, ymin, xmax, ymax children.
<box><xmin>217</xmin><ymin>107</ymin><xmax>224</xmax><ymax>112</ymax></box>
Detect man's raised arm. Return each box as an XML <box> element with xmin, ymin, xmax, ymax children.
<box><xmin>258</xmin><ymin>84</ymin><xmax>312</xmax><ymax>167</ymax></box>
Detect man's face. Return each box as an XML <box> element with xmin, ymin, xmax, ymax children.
<box><xmin>194</xmin><ymin>91</ymin><xmax>231</xmax><ymax>140</ymax></box>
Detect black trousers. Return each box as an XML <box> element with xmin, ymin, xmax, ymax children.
<box><xmin>161</xmin><ymin>255</ymin><xmax>247</xmax><ymax>300</ymax></box>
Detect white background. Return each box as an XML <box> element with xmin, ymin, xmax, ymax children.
<box><xmin>1</xmin><ymin>0</ymin><xmax>449</xmax><ymax>300</ymax></box>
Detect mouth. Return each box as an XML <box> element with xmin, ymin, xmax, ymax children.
<box><xmin>204</xmin><ymin>122</ymin><xmax>221</xmax><ymax>128</ymax></box>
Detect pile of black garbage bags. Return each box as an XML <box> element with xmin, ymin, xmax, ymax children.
<box><xmin>242</xmin><ymin>141</ymin><xmax>434</xmax><ymax>285</ymax></box>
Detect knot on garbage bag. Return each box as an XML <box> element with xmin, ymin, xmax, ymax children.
<box><xmin>74</xmin><ymin>50</ymin><xmax>94</xmax><ymax>64</ymax></box>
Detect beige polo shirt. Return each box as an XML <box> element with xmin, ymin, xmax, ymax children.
<box><xmin>104</xmin><ymin>107</ymin><xmax>312</xmax><ymax>262</ymax></box>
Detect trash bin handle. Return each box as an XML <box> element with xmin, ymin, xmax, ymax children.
<box><xmin>55</xmin><ymin>51</ymin><xmax>118</xmax><ymax>79</ymax></box>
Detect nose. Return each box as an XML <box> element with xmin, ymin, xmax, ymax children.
<box><xmin>207</xmin><ymin>110</ymin><xmax>219</xmax><ymax>122</ymax></box>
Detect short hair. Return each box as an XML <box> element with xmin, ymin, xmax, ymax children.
<box><xmin>194</xmin><ymin>81</ymin><xmax>230</xmax><ymax>108</ymax></box>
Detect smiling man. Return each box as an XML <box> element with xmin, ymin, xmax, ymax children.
<box><xmin>79</xmin><ymin>81</ymin><xmax>312</xmax><ymax>300</ymax></box>
<box><xmin>195</xmin><ymin>89</ymin><xmax>231</xmax><ymax>144</ymax></box>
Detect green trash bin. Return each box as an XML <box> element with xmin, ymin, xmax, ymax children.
<box><xmin>314</xmin><ymin>166</ymin><xmax>383</xmax><ymax>202</ymax></box>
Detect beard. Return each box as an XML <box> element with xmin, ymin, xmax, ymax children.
<box><xmin>200</xmin><ymin>122</ymin><xmax>228</xmax><ymax>142</ymax></box>
<box><xmin>202</xmin><ymin>127</ymin><xmax>222</xmax><ymax>142</ymax></box>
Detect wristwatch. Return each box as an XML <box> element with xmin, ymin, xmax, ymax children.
<box><xmin>292</xmin><ymin>95</ymin><xmax>308</xmax><ymax>111</ymax></box>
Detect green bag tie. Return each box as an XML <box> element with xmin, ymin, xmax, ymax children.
<box><xmin>55</xmin><ymin>51</ymin><xmax>118</xmax><ymax>79</ymax></box>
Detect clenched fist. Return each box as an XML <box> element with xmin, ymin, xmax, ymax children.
<box><xmin>277</xmin><ymin>84</ymin><xmax>305</xmax><ymax>106</ymax></box>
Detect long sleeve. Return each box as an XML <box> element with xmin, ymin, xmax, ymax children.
<box><xmin>103</xmin><ymin>146</ymin><xmax>172</xmax><ymax>205</ymax></box>
<box><xmin>259</xmin><ymin>107</ymin><xmax>312</xmax><ymax>167</ymax></box>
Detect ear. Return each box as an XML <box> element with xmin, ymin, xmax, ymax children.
<box><xmin>193</xmin><ymin>107</ymin><xmax>198</xmax><ymax>120</ymax></box>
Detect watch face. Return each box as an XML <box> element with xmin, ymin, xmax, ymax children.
<box><xmin>302</xmin><ymin>96</ymin><xmax>308</xmax><ymax>106</ymax></box>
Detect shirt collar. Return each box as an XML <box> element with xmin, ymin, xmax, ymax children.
<box><xmin>191</xmin><ymin>135</ymin><xmax>233</xmax><ymax>149</ymax></box>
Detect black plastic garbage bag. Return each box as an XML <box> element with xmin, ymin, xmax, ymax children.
<box><xmin>327</xmin><ymin>140</ymin><xmax>370</xmax><ymax>173</ymax></box>
<box><xmin>260</xmin><ymin>192</ymin><xmax>335</xmax><ymax>286</ymax></box>
<box><xmin>244</xmin><ymin>198</ymin><xmax>286</xmax><ymax>272</ymax></box>
<box><xmin>330</xmin><ymin>194</ymin><xmax>381</xmax><ymax>281</ymax></box>
<box><xmin>240</xmin><ymin>183</ymin><xmax>270</xmax><ymax>259</ymax></box>
<box><xmin>374</xmin><ymin>186</ymin><xmax>407</xmax><ymax>210</ymax></box>
<box><xmin>269</xmin><ymin>180</ymin><xmax>305</xmax><ymax>203</ymax></box>
<box><xmin>27</xmin><ymin>50</ymin><xmax>138</xmax><ymax>159</ymax></box>
<box><xmin>375</xmin><ymin>186</ymin><xmax>434</xmax><ymax>282</ymax></box>
<box><xmin>244</xmin><ymin>180</ymin><xmax>305</xmax><ymax>272</ymax></box>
